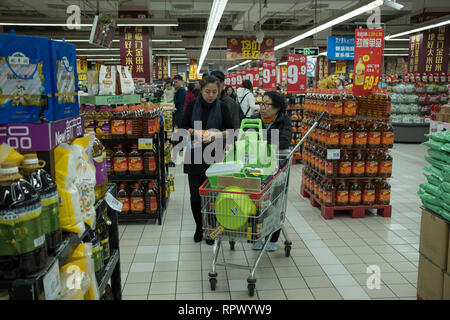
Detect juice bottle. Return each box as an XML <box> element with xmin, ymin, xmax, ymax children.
<box><xmin>362</xmin><ymin>179</ymin><xmax>375</xmax><ymax>205</ymax></box>
<box><xmin>330</xmin><ymin>92</ymin><xmax>343</xmax><ymax>116</ymax></box>
<box><xmin>318</xmin><ymin>148</ymin><xmax>325</xmax><ymax>175</ymax></box>
<box><xmin>128</xmin><ymin>144</ymin><xmax>143</xmax><ymax>175</ymax></box>
<box><xmin>340</xmin><ymin>121</ymin><xmax>353</xmax><ymax>149</ymax></box>
<box><xmin>0</xmin><ymin>162</ymin><xmax>47</xmax><ymax>279</ymax></box>
<box><xmin>111</xmin><ymin>105</ymin><xmax>127</xmax><ymax>139</ymax></box>
<box><xmin>113</xmin><ymin>144</ymin><xmax>128</xmax><ymax>175</ymax></box>
<box><xmin>104</xmin><ymin>147</ymin><xmax>114</xmax><ymax>176</ymax></box>
<box><xmin>367</xmin><ymin>121</ymin><xmax>381</xmax><ymax>148</ymax></box>
<box><xmin>143</xmin><ymin>147</ymin><xmax>157</xmax><ymax>175</ymax></box>
<box><xmin>349</xmin><ymin>180</ymin><xmax>362</xmax><ymax>206</ymax></box>
<box><xmin>324</xmin><ymin>156</ymin><xmax>337</xmax><ymax>178</ymax></box>
<box><xmin>354</xmin><ymin>121</ymin><xmax>368</xmax><ymax>148</ymax></box>
<box><xmin>365</xmin><ymin>150</ymin><xmax>378</xmax><ymax>177</ymax></box>
<box><xmin>126</xmin><ymin>105</ymin><xmax>143</xmax><ymax>139</ymax></box>
<box><xmin>376</xmin><ymin>179</ymin><xmax>391</xmax><ymax>205</ymax></box>
<box><xmin>339</xmin><ymin>151</ymin><xmax>352</xmax><ymax>178</ymax></box>
<box><xmin>130</xmin><ymin>183</ymin><xmax>145</xmax><ymax>214</ymax></box>
<box><xmin>319</xmin><ymin>178</ymin><xmax>324</xmax><ymax>203</ymax></box>
<box><xmin>84</xmin><ymin>105</ymin><xmax>96</xmax><ymax>135</ymax></box>
<box><xmin>145</xmin><ymin>182</ymin><xmax>158</xmax><ymax>215</ymax></box>
<box><xmin>323</xmin><ymin>179</ymin><xmax>335</xmax><ymax>207</ymax></box>
<box><xmin>335</xmin><ymin>180</ymin><xmax>349</xmax><ymax>206</ymax></box>
<box><xmin>313</xmin><ymin>174</ymin><xmax>320</xmax><ymax>198</ymax></box>
<box><xmin>351</xmin><ymin>151</ymin><xmax>365</xmax><ymax>177</ymax></box>
<box><xmin>381</xmin><ymin>121</ymin><xmax>394</xmax><ymax>149</ymax></box>
<box><xmin>116</xmin><ymin>183</ymin><xmax>130</xmax><ymax>215</ymax></box>
<box><xmin>343</xmin><ymin>92</ymin><xmax>357</xmax><ymax>116</ymax></box>
<box><xmin>92</xmin><ymin>138</ymin><xmax>107</xmax><ymax>201</ymax></box>
<box><xmin>20</xmin><ymin>153</ymin><xmax>62</xmax><ymax>254</ymax></box>
<box><xmin>378</xmin><ymin>150</ymin><xmax>393</xmax><ymax>178</ymax></box>
<box><xmin>328</xmin><ymin>121</ymin><xmax>340</xmax><ymax>149</ymax></box>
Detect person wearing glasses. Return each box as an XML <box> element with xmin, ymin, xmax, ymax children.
<box><xmin>182</xmin><ymin>75</ymin><xmax>233</xmax><ymax>245</ymax></box>
<box><xmin>251</xmin><ymin>91</ymin><xmax>292</xmax><ymax>251</ymax></box>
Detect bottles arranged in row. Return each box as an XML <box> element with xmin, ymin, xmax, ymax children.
<box><xmin>290</xmin><ymin>133</ymin><xmax>302</xmax><ymax>146</ymax></box>
<box><xmin>304</xmin><ymin>89</ymin><xmax>358</xmax><ymax>116</ymax></box>
<box><xmin>116</xmin><ymin>181</ymin><xmax>159</xmax><ymax>215</ymax></box>
<box><xmin>303</xmin><ymin>146</ymin><xmax>393</xmax><ymax>179</ymax></box>
<box><xmin>81</xmin><ymin>103</ymin><xmax>161</xmax><ymax>139</ymax></box>
<box><xmin>0</xmin><ymin>154</ymin><xmax>62</xmax><ymax>279</ymax></box>
<box><xmin>112</xmin><ymin>144</ymin><xmax>157</xmax><ymax>176</ymax></box>
<box><xmin>290</xmin><ymin>112</ymin><xmax>303</xmax><ymax>122</ymax></box>
<box><xmin>300</xmin><ymin>117</ymin><xmax>394</xmax><ymax>149</ymax></box>
<box><xmin>355</xmin><ymin>91</ymin><xmax>392</xmax><ymax>119</ymax></box>
<box><xmin>302</xmin><ymin>168</ymin><xmax>391</xmax><ymax>207</ymax></box>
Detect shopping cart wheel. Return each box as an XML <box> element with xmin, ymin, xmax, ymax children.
<box><xmin>229</xmin><ymin>241</ymin><xmax>235</xmax><ymax>251</ymax></box>
<box><xmin>209</xmin><ymin>278</ymin><xmax>217</xmax><ymax>291</ymax></box>
<box><xmin>247</xmin><ymin>284</ymin><xmax>255</xmax><ymax>296</ymax></box>
<box><xmin>284</xmin><ymin>246</ymin><xmax>291</xmax><ymax>257</ymax></box>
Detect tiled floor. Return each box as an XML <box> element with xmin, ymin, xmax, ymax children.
<box><xmin>118</xmin><ymin>143</ymin><xmax>425</xmax><ymax>300</ymax></box>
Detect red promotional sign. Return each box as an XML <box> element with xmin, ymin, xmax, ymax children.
<box><xmin>236</xmin><ymin>70</ymin><xmax>244</xmax><ymax>87</ymax></box>
<box><xmin>244</xmin><ymin>67</ymin><xmax>259</xmax><ymax>88</ymax></box>
<box><xmin>227</xmin><ymin>38</ymin><xmax>275</xmax><ymax>60</ymax></box>
<box><xmin>230</xmin><ymin>72</ymin><xmax>237</xmax><ymax>87</ymax></box>
<box><xmin>225</xmin><ymin>74</ymin><xmax>231</xmax><ymax>86</ymax></box>
<box><xmin>352</xmin><ymin>29</ymin><xmax>384</xmax><ymax>96</ymax></box>
<box><xmin>120</xmin><ymin>26</ymin><xmax>151</xmax><ymax>83</ymax></box>
<box><xmin>262</xmin><ymin>60</ymin><xmax>276</xmax><ymax>91</ymax></box>
<box><xmin>286</xmin><ymin>54</ymin><xmax>307</xmax><ymax>94</ymax></box>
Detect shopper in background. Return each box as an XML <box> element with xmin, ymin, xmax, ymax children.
<box><xmin>184</xmin><ymin>83</ymin><xmax>196</xmax><ymax>111</ymax></box>
<box><xmin>251</xmin><ymin>90</ymin><xmax>292</xmax><ymax>252</ymax></box>
<box><xmin>182</xmin><ymin>75</ymin><xmax>233</xmax><ymax>244</ymax></box>
<box><xmin>173</xmin><ymin>75</ymin><xmax>186</xmax><ymax>128</ymax></box>
<box><xmin>193</xmin><ymin>80</ymin><xmax>201</xmax><ymax>97</ymax></box>
<box><xmin>211</xmin><ymin>70</ymin><xmax>241</xmax><ymax>129</ymax></box>
<box><xmin>236</xmin><ymin>80</ymin><xmax>259</xmax><ymax>119</ymax></box>
<box><xmin>225</xmin><ymin>85</ymin><xmax>236</xmax><ymax>101</ymax></box>
<box><xmin>163</xmin><ymin>80</ymin><xmax>175</xmax><ymax>103</ymax></box>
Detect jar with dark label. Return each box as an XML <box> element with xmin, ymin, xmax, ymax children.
<box><xmin>143</xmin><ymin>147</ymin><xmax>157</xmax><ymax>175</ymax></box>
<box><xmin>117</xmin><ymin>183</ymin><xmax>130</xmax><ymax>215</ymax></box>
<box><xmin>335</xmin><ymin>180</ymin><xmax>349</xmax><ymax>206</ymax></box>
<box><xmin>339</xmin><ymin>151</ymin><xmax>352</xmax><ymax>178</ymax></box>
<box><xmin>365</xmin><ymin>150</ymin><xmax>378</xmax><ymax>177</ymax></box>
<box><xmin>352</xmin><ymin>151</ymin><xmax>365</xmax><ymax>177</ymax></box>
<box><xmin>362</xmin><ymin>180</ymin><xmax>375</xmax><ymax>205</ymax></box>
<box><xmin>327</xmin><ymin>122</ymin><xmax>340</xmax><ymax>149</ymax></box>
<box><xmin>130</xmin><ymin>183</ymin><xmax>145</xmax><ymax>214</ymax></box>
<box><xmin>145</xmin><ymin>183</ymin><xmax>158</xmax><ymax>215</ymax></box>
<box><xmin>367</xmin><ymin>121</ymin><xmax>381</xmax><ymax>148</ymax></box>
<box><xmin>349</xmin><ymin>180</ymin><xmax>362</xmax><ymax>206</ymax></box>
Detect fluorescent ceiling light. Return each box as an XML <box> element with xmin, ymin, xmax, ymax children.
<box><xmin>278</xmin><ymin>62</ymin><xmax>288</xmax><ymax>66</ymax></box>
<box><xmin>384</xmin><ymin>53</ymin><xmax>408</xmax><ymax>56</ymax></box>
<box><xmin>152</xmin><ymin>48</ymin><xmax>185</xmax><ymax>51</ymax></box>
<box><xmin>197</xmin><ymin>0</ymin><xmax>228</xmax><ymax>74</ymax></box>
<box><xmin>383</xmin><ymin>0</ymin><xmax>404</xmax><ymax>10</ymax></box>
<box><xmin>274</xmin><ymin>0</ymin><xmax>384</xmax><ymax>51</ymax></box>
<box><xmin>87</xmin><ymin>59</ymin><xmax>120</xmax><ymax>61</ymax></box>
<box><xmin>153</xmin><ymin>54</ymin><xmax>186</xmax><ymax>57</ymax></box>
<box><xmin>76</xmin><ymin>48</ymin><xmax>121</xmax><ymax>51</ymax></box>
<box><xmin>152</xmin><ymin>39</ymin><xmax>183</xmax><ymax>42</ymax></box>
<box><xmin>385</xmin><ymin>38</ymin><xmax>409</xmax><ymax>41</ymax></box>
<box><xmin>385</xmin><ymin>17</ymin><xmax>450</xmax><ymax>39</ymax></box>
<box><xmin>318</xmin><ymin>51</ymin><xmax>327</xmax><ymax>56</ymax></box>
<box><xmin>227</xmin><ymin>59</ymin><xmax>251</xmax><ymax>71</ymax></box>
<box><xmin>117</xmin><ymin>23</ymin><xmax>177</xmax><ymax>26</ymax></box>
<box><xmin>65</xmin><ymin>39</ymin><xmax>182</xmax><ymax>43</ymax></box>
<box><xmin>0</xmin><ymin>23</ymin><xmax>91</xmax><ymax>27</ymax></box>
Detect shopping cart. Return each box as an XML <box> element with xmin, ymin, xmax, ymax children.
<box><xmin>198</xmin><ymin>112</ymin><xmax>326</xmax><ymax>296</ymax></box>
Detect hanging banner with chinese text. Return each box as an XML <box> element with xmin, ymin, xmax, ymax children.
<box><xmin>408</xmin><ymin>33</ymin><xmax>422</xmax><ymax>73</ymax></box>
<box><xmin>262</xmin><ymin>60</ymin><xmax>276</xmax><ymax>91</ymax></box>
<box><xmin>352</xmin><ymin>29</ymin><xmax>384</xmax><ymax>96</ymax></box>
<box><xmin>119</xmin><ymin>26</ymin><xmax>151</xmax><ymax>83</ymax></box>
<box><xmin>153</xmin><ymin>56</ymin><xmax>168</xmax><ymax>80</ymax></box>
<box><xmin>336</xmin><ymin>61</ymin><xmax>347</xmax><ymax>74</ymax></box>
<box><xmin>281</xmin><ymin>65</ymin><xmax>288</xmax><ymax>85</ymax></box>
<box><xmin>287</xmin><ymin>54</ymin><xmax>307</xmax><ymax>94</ymax></box>
<box><xmin>227</xmin><ymin>38</ymin><xmax>275</xmax><ymax>60</ymax></box>
<box><xmin>315</xmin><ymin>56</ymin><xmax>330</xmax><ymax>81</ymax></box>
<box><xmin>420</xmin><ymin>26</ymin><xmax>449</xmax><ymax>74</ymax></box>
<box><xmin>189</xmin><ymin>59</ymin><xmax>198</xmax><ymax>80</ymax></box>
<box><xmin>327</xmin><ymin>36</ymin><xmax>355</xmax><ymax>60</ymax></box>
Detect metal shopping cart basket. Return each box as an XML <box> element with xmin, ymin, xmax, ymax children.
<box><xmin>198</xmin><ymin>112</ymin><xmax>326</xmax><ymax>296</ymax></box>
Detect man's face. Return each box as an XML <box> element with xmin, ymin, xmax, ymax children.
<box><xmin>174</xmin><ymin>79</ymin><xmax>182</xmax><ymax>89</ymax></box>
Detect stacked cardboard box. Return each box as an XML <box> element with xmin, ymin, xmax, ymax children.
<box><xmin>417</xmin><ymin>209</ymin><xmax>450</xmax><ymax>300</ymax></box>
<box><xmin>436</xmin><ymin>105</ymin><xmax>450</xmax><ymax>123</ymax></box>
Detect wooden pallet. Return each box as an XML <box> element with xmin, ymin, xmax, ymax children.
<box><xmin>300</xmin><ymin>184</ymin><xmax>392</xmax><ymax>220</ymax></box>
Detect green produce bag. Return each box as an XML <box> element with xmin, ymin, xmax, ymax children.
<box><xmin>419</xmin><ymin>183</ymin><xmax>442</xmax><ymax>198</ymax></box>
<box><xmin>440</xmin><ymin>182</ymin><xmax>450</xmax><ymax>193</ymax></box>
<box><xmin>425</xmin><ymin>132</ymin><xmax>449</xmax><ymax>143</ymax></box>
<box><xmin>425</xmin><ymin>174</ymin><xmax>441</xmax><ymax>187</ymax></box>
<box><xmin>423</xmin><ymin>165</ymin><xmax>444</xmax><ymax>180</ymax></box>
<box><xmin>443</xmin><ymin>165</ymin><xmax>450</xmax><ymax>182</ymax></box>
<box><xmin>422</xmin><ymin>140</ymin><xmax>444</xmax><ymax>151</ymax></box>
<box><xmin>427</xmin><ymin>149</ymin><xmax>450</xmax><ymax>163</ymax></box>
<box><xmin>440</xmin><ymin>143</ymin><xmax>450</xmax><ymax>153</ymax></box>
<box><xmin>425</xmin><ymin>156</ymin><xmax>446</xmax><ymax>170</ymax></box>
<box><xmin>418</xmin><ymin>190</ymin><xmax>441</xmax><ymax>207</ymax></box>
<box><xmin>440</xmin><ymin>191</ymin><xmax>450</xmax><ymax>206</ymax></box>
<box><xmin>440</xmin><ymin>200</ymin><xmax>450</xmax><ymax>212</ymax></box>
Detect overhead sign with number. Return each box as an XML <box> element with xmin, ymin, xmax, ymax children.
<box><xmin>230</xmin><ymin>71</ymin><xmax>237</xmax><ymax>87</ymax></box>
<box><xmin>236</xmin><ymin>70</ymin><xmax>244</xmax><ymax>86</ymax></box>
<box><xmin>262</xmin><ymin>60</ymin><xmax>276</xmax><ymax>91</ymax></box>
<box><xmin>287</xmin><ymin>54</ymin><xmax>307</xmax><ymax>94</ymax></box>
<box><xmin>352</xmin><ymin>29</ymin><xmax>384</xmax><ymax>96</ymax></box>
<box><xmin>294</xmin><ymin>47</ymin><xmax>319</xmax><ymax>56</ymax></box>
<box><xmin>244</xmin><ymin>67</ymin><xmax>259</xmax><ymax>88</ymax></box>
<box><xmin>225</xmin><ymin>74</ymin><xmax>231</xmax><ymax>86</ymax></box>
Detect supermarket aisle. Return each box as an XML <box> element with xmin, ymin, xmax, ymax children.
<box><xmin>118</xmin><ymin>143</ymin><xmax>427</xmax><ymax>300</ymax></box>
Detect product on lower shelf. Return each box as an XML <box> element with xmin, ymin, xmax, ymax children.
<box><xmin>116</xmin><ymin>181</ymin><xmax>159</xmax><ymax>215</ymax></box>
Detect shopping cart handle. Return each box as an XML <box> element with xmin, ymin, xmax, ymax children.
<box><xmin>317</xmin><ymin>112</ymin><xmax>327</xmax><ymax>123</ymax></box>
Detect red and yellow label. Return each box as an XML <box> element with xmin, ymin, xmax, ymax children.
<box><xmin>343</xmin><ymin>101</ymin><xmax>357</xmax><ymax>116</ymax></box>
<box><xmin>328</xmin><ymin>133</ymin><xmax>340</xmax><ymax>145</ymax></box>
<box><xmin>381</xmin><ymin>132</ymin><xmax>394</xmax><ymax>145</ymax></box>
<box><xmin>354</xmin><ymin>132</ymin><xmax>367</xmax><ymax>146</ymax></box>
<box><xmin>363</xmin><ymin>190</ymin><xmax>375</xmax><ymax>203</ymax></box>
<box><xmin>340</xmin><ymin>133</ymin><xmax>354</xmax><ymax>146</ymax></box>
<box><xmin>128</xmin><ymin>157</ymin><xmax>143</xmax><ymax>171</ymax></box>
<box><xmin>377</xmin><ymin>190</ymin><xmax>391</xmax><ymax>202</ymax></box>
<box><xmin>118</xmin><ymin>197</ymin><xmax>129</xmax><ymax>212</ymax></box>
<box><xmin>113</xmin><ymin>157</ymin><xmax>128</xmax><ymax>171</ymax></box>
<box><xmin>349</xmin><ymin>191</ymin><xmax>362</xmax><ymax>203</ymax></box>
<box><xmin>325</xmin><ymin>161</ymin><xmax>335</xmax><ymax>176</ymax></box>
<box><xmin>111</xmin><ymin>120</ymin><xmax>126</xmax><ymax>135</ymax></box>
<box><xmin>352</xmin><ymin>162</ymin><xmax>365</xmax><ymax>175</ymax></box>
<box><xmin>336</xmin><ymin>191</ymin><xmax>349</xmax><ymax>204</ymax></box>
<box><xmin>131</xmin><ymin>198</ymin><xmax>145</xmax><ymax>211</ymax></box>
<box><xmin>339</xmin><ymin>162</ymin><xmax>352</xmax><ymax>175</ymax></box>
<box><xmin>365</xmin><ymin>161</ymin><xmax>378</xmax><ymax>174</ymax></box>
<box><xmin>379</xmin><ymin>161</ymin><xmax>392</xmax><ymax>174</ymax></box>
<box><xmin>368</xmin><ymin>132</ymin><xmax>381</xmax><ymax>145</ymax></box>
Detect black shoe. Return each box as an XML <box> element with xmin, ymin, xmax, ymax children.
<box><xmin>194</xmin><ymin>228</ymin><xmax>203</xmax><ymax>243</ymax></box>
<box><xmin>205</xmin><ymin>239</ymin><xmax>214</xmax><ymax>245</ymax></box>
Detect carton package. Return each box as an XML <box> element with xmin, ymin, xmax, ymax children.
<box><xmin>98</xmin><ymin>65</ymin><xmax>116</xmax><ymax>95</ymax></box>
<box><xmin>419</xmin><ymin>209</ymin><xmax>449</xmax><ymax>270</ymax></box>
<box><xmin>444</xmin><ymin>272</ymin><xmax>450</xmax><ymax>300</ymax></box>
<box><xmin>417</xmin><ymin>254</ymin><xmax>444</xmax><ymax>300</ymax></box>
<box><xmin>87</xmin><ymin>70</ymin><xmax>99</xmax><ymax>96</ymax></box>
<box><xmin>0</xmin><ymin>33</ymin><xmax>55</xmax><ymax>123</ymax></box>
<box><xmin>116</xmin><ymin>65</ymin><xmax>135</xmax><ymax>95</ymax></box>
<box><xmin>50</xmin><ymin>40</ymin><xmax>79</xmax><ymax>120</ymax></box>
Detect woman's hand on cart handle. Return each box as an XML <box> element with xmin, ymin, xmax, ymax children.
<box><xmin>317</xmin><ymin>112</ymin><xmax>327</xmax><ymax>123</ymax></box>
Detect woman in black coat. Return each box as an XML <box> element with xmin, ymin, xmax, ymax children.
<box><xmin>182</xmin><ymin>75</ymin><xmax>234</xmax><ymax>244</ymax></box>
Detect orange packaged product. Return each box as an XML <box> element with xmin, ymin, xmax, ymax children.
<box><xmin>335</xmin><ymin>180</ymin><xmax>349</xmax><ymax>206</ymax></box>
<box><xmin>323</xmin><ymin>179</ymin><xmax>335</xmax><ymax>207</ymax></box>
<box><xmin>362</xmin><ymin>180</ymin><xmax>376</xmax><ymax>205</ymax></box>
<box><xmin>339</xmin><ymin>151</ymin><xmax>352</xmax><ymax>178</ymax></box>
<box><xmin>349</xmin><ymin>180</ymin><xmax>362</xmax><ymax>206</ymax></box>
<box><xmin>319</xmin><ymin>178</ymin><xmax>325</xmax><ymax>203</ymax></box>
<box><xmin>351</xmin><ymin>151</ymin><xmax>365</xmax><ymax>177</ymax></box>
<box><xmin>128</xmin><ymin>144</ymin><xmax>143</xmax><ymax>175</ymax></box>
<box><xmin>343</xmin><ymin>93</ymin><xmax>357</xmax><ymax>116</ymax></box>
<box><xmin>381</xmin><ymin>122</ymin><xmax>394</xmax><ymax>149</ymax></box>
<box><xmin>378</xmin><ymin>150</ymin><xmax>392</xmax><ymax>178</ymax></box>
<box><xmin>318</xmin><ymin>148</ymin><xmax>325</xmax><ymax>174</ymax></box>
<box><xmin>367</xmin><ymin>121</ymin><xmax>381</xmax><ymax>148</ymax></box>
<box><xmin>113</xmin><ymin>145</ymin><xmax>128</xmax><ymax>175</ymax></box>
<box><xmin>130</xmin><ymin>183</ymin><xmax>145</xmax><ymax>214</ymax></box>
<box><xmin>117</xmin><ymin>183</ymin><xmax>130</xmax><ymax>214</ymax></box>
<box><xmin>327</xmin><ymin>122</ymin><xmax>340</xmax><ymax>149</ymax></box>
<box><xmin>353</xmin><ymin>121</ymin><xmax>368</xmax><ymax>148</ymax></box>
<box><xmin>340</xmin><ymin>121</ymin><xmax>353</xmax><ymax>149</ymax></box>
<box><xmin>111</xmin><ymin>105</ymin><xmax>127</xmax><ymax>139</ymax></box>
<box><xmin>365</xmin><ymin>150</ymin><xmax>378</xmax><ymax>177</ymax></box>
<box><xmin>376</xmin><ymin>179</ymin><xmax>391</xmax><ymax>205</ymax></box>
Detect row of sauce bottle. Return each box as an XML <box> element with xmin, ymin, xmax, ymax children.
<box><xmin>300</xmin><ymin>117</ymin><xmax>394</xmax><ymax>149</ymax></box>
<box><xmin>81</xmin><ymin>103</ymin><xmax>161</xmax><ymax>139</ymax></box>
<box><xmin>116</xmin><ymin>181</ymin><xmax>159</xmax><ymax>215</ymax></box>
<box><xmin>111</xmin><ymin>144</ymin><xmax>158</xmax><ymax>176</ymax></box>
<box><xmin>302</xmin><ymin>168</ymin><xmax>391</xmax><ymax>207</ymax></box>
<box><xmin>303</xmin><ymin>147</ymin><xmax>393</xmax><ymax>178</ymax></box>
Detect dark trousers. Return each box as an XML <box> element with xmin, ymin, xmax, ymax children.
<box><xmin>270</xmin><ymin>230</ymin><xmax>281</xmax><ymax>242</ymax></box>
<box><xmin>188</xmin><ymin>173</ymin><xmax>207</xmax><ymax>229</ymax></box>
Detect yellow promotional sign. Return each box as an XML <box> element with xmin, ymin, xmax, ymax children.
<box><xmin>336</xmin><ymin>61</ymin><xmax>346</xmax><ymax>74</ymax></box>
<box><xmin>189</xmin><ymin>59</ymin><xmax>198</xmax><ymax>80</ymax></box>
<box><xmin>77</xmin><ymin>58</ymin><xmax>88</xmax><ymax>81</ymax></box>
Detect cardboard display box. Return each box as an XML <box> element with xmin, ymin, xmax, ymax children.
<box><xmin>444</xmin><ymin>272</ymin><xmax>450</xmax><ymax>300</ymax></box>
<box><xmin>419</xmin><ymin>209</ymin><xmax>449</xmax><ymax>270</ymax></box>
<box><xmin>417</xmin><ymin>254</ymin><xmax>444</xmax><ymax>300</ymax></box>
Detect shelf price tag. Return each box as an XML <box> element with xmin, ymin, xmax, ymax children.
<box><xmin>43</xmin><ymin>260</ymin><xmax>62</xmax><ymax>300</ymax></box>
<box><xmin>138</xmin><ymin>138</ymin><xmax>153</xmax><ymax>150</ymax></box>
<box><xmin>105</xmin><ymin>192</ymin><xmax>123</xmax><ymax>212</ymax></box>
<box><xmin>327</xmin><ymin>149</ymin><xmax>340</xmax><ymax>160</ymax></box>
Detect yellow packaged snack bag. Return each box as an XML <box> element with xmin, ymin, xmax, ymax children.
<box><xmin>55</xmin><ymin>134</ymin><xmax>96</xmax><ymax>235</ymax></box>
<box><xmin>0</xmin><ymin>143</ymin><xmax>24</xmax><ymax>166</ymax></box>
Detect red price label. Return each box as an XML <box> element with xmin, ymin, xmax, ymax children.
<box><xmin>225</xmin><ymin>74</ymin><xmax>231</xmax><ymax>86</ymax></box>
<box><xmin>286</xmin><ymin>54</ymin><xmax>307</xmax><ymax>94</ymax></box>
<box><xmin>236</xmin><ymin>70</ymin><xmax>244</xmax><ymax>86</ymax></box>
<box><xmin>244</xmin><ymin>67</ymin><xmax>259</xmax><ymax>88</ymax></box>
<box><xmin>262</xmin><ymin>60</ymin><xmax>276</xmax><ymax>91</ymax></box>
<box><xmin>230</xmin><ymin>72</ymin><xmax>237</xmax><ymax>86</ymax></box>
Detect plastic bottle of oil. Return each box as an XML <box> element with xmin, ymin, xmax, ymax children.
<box><xmin>362</xmin><ymin>179</ymin><xmax>376</xmax><ymax>205</ymax></box>
<box><xmin>20</xmin><ymin>153</ymin><xmax>62</xmax><ymax>254</ymax></box>
<box><xmin>116</xmin><ymin>183</ymin><xmax>130</xmax><ymax>215</ymax></box>
<box><xmin>0</xmin><ymin>162</ymin><xmax>47</xmax><ymax>279</ymax></box>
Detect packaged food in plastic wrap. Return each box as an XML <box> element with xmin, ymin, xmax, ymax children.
<box><xmin>424</xmin><ymin>156</ymin><xmax>446</xmax><ymax>170</ymax></box>
<box><xmin>419</xmin><ymin>183</ymin><xmax>442</xmax><ymax>198</ymax></box>
<box><xmin>116</xmin><ymin>65</ymin><xmax>135</xmax><ymax>95</ymax></box>
<box><xmin>422</xmin><ymin>140</ymin><xmax>444</xmax><ymax>151</ymax></box>
<box><xmin>425</xmin><ymin>174</ymin><xmax>441</xmax><ymax>186</ymax></box>
<box><xmin>427</xmin><ymin>149</ymin><xmax>450</xmax><ymax>164</ymax></box>
<box><xmin>98</xmin><ymin>65</ymin><xmax>116</xmax><ymax>96</ymax></box>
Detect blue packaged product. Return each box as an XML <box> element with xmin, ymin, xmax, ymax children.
<box><xmin>0</xmin><ymin>33</ymin><xmax>55</xmax><ymax>123</ymax></box>
<box><xmin>49</xmin><ymin>40</ymin><xmax>79</xmax><ymax>120</ymax></box>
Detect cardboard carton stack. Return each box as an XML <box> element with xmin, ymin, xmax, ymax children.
<box><xmin>436</xmin><ymin>104</ymin><xmax>450</xmax><ymax>123</ymax></box>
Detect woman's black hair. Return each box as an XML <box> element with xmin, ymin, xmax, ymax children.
<box><xmin>187</xmin><ymin>83</ymin><xmax>195</xmax><ymax>92</ymax></box>
<box><xmin>242</xmin><ymin>80</ymin><xmax>253</xmax><ymax>92</ymax></box>
<box><xmin>263</xmin><ymin>91</ymin><xmax>286</xmax><ymax>113</ymax></box>
<box><xmin>165</xmin><ymin>80</ymin><xmax>173</xmax><ymax>86</ymax></box>
<box><xmin>225</xmin><ymin>85</ymin><xmax>234</xmax><ymax>94</ymax></box>
<box><xmin>199</xmin><ymin>75</ymin><xmax>220</xmax><ymax>90</ymax></box>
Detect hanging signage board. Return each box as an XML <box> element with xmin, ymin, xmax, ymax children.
<box><xmin>327</xmin><ymin>36</ymin><xmax>355</xmax><ymax>60</ymax></box>
<box><xmin>281</xmin><ymin>65</ymin><xmax>288</xmax><ymax>85</ymax></box>
<box><xmin>119</xmin><ymin>26</ymin><xmax>151</xmax><ymax>83</ymax></box>
<box><xmin>189</xmin><ymin>59</ymin><xmax>198</xmax><ymax>80</ymax></box>
<box><xmin>316</xmin><ymin>56</ymin><xmax>330</xmax><ymax>80</ymax></box>
<box><xmin>262</xmin><ymin>60</ymin><xmax>276</xmax><ymax>91</ymax></box>
<box><xmin>307</xmin><ymin>56</ymin><xmax>316</xmax><ymax>77</ymax></box>
<box><xmin>416</xmin><ymin>26</ymin><xmax>449</xmax><ymax>74</ymax></box>
<box><xmin>227</xmin><ymin>38</ymin><xmax>275</xmax><ymax>60</ymax></box>
<box><xmin>154</xmin><ymin>56</ymin><xmax>168</xmax><ymax>80</ymax></box>
<box><xmin>293</xmin><ymin>47</ymin><xmax>319</xmax><ymax>56</ymax></box>
<box><xmin>236</xmin><ymin>70</ymin><xmax>244</xmax><ymax>86</ymax></box>
<box><xmin>244</xmin><ymin>67</ymin><xmax>259</xmax><ymax>88</ymax></box>
<box><xmin>286</xmin><ymin>54</ymin><xmax>307</xmax><ymax>94</ymax></box>
<box><xmin>352</xmin><ymin>29</ymin><xmax>384</xmax><ymax>96</ymax></box>
<box><xmin>225</xmin><ymin>74</ymin><xmax>231</xmax><ymax>86</ymax></box>
<box><xmin>230</xmin><ymin>71</ymin><xmax>237</xmax><ymax>87</ymax></box>
<box><xmin>336</xmin><ymin>61</ymin><xmax>347</xmax><ymax>74</ymax></box>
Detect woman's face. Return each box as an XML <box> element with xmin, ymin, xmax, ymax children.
<box><xmin>166</xmin><ymin>83</ymin><xmax>172</xmax><ymax>90</ymax></box>
<box><xmin>201</xmin><ymin>83</ymin><xmax>219</xmax><ymax>104</ymax></box>
<box><xmin>226</xmin><ymin>87</ymin><xmax>233</xmax><ymax>95</ymax></box>
<box><xmin>260</xmin><ymin>95</ymin><xmax>279</xmax><ymax>119</ymax></box>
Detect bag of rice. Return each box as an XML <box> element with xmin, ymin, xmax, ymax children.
<box><xmin>98</xmin><ymin>65</ymin><xmax>116</xmax><ymax>96</ymax></box>
<box><xmin>419</xmin><ymin>183</ymin><xmax>442</xmax><ymax>198</ymax></box>
<box><xmin>422</xmin><ymin>140</ymin><xmax>444</xmax><ymax>151</ymax></box>
<box><xmin>425</xmin><ymin>156</ymin><xmax>446</xmax><ymax>170</ymax></box>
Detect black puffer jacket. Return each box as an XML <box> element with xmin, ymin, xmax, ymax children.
<box><xmin>250</xmin><ymin>112</ymin><xmax>292</xmax><ymax>150</ymax></box>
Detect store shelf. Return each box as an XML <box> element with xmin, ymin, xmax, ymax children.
<box><xmin>109</xmin><ymin>174</ymin><xmax>158</xmax><ymax>181</ymax></box>
<box><xmin>97</xmin><ymin>250</ymin><xmax>119</xmax><ymax>295</ymax></box>
<box><xmin>303</xmin><ymin>110</ymin><xmax>391</xmax><ymax>121</ymax></box>
<box><xmin>118</xmin><ymin>213</ymin><xmax>158</xmax><ymax>222</ymax></box>
<box><xmin>305</xmin><ymin>163</ymin><xmax>389</xmax><ymax>181</ymax></box>
<box><xmin>79</xmin><ymin>94</ymin><xmax>142</xmax><ymax>106</ymax></box>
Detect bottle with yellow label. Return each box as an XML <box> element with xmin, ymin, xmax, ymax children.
<box><xmin>355</xmin><ymin>57</ymin><xmax>365</xmax><ymax>86</ymax></box>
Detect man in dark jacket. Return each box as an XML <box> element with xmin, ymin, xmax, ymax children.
<box><xmin>173</xmin><ymin>75</ymin><xmax>186</xmax><ymax>128</ymax></box>
<box><xmin>211</xmin><ymin>70</ymin><xmax>242</xmax><ymax>130</ymax></box>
